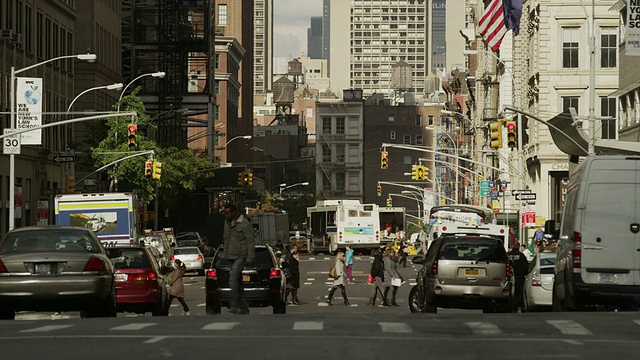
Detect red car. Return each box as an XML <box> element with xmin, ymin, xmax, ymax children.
<box><xmin>106</xmin><ymin>246</ymin><xmax>169</xmax><ymax>316</ymax></box>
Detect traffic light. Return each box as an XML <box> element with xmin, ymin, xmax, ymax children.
<box><xmin>247</xmin><ymin>173</ymin><xmax>253</xmax><ymax>187</ymax></box>
<box><xmin>242</xmin><ymin>172</ymin><xmax>253</xmax><ymax>187</ymax></box>
<box><xmin>386</xmin><ymin>197</ymin><xmax>393</xmax><ymax>207</ymax></box>
<box><xmin>65</xmin><ymin>175</ymin><xmax>75</xmax><ymax>194</ymax></box>
<box><xmin>417</xmin><ymin>165</ymin><xmax>428</xmax><ymax>181</ymax></box>
<box><xmin>506</xmin><ymin>119</ymin><xmax>517</xmax><ymax>149</ymax></box>
<box><xmin>257</xmin><ymin>195</ymin><xmax>263</xmax><ymax>212</ymax></box>
<box><xmin>127</xmin><ymin>124</ymin><xmax>138</xmax><ymax>150</ymax></box>
<box><xmin>377</xmin><ymin>185</ymin><xmax>382</xmax><ymax>197</ymax></box>
<box><xmin>144</xmin><ymin>160</ymin><xmax>153</xmax><ymax>179</ymax></box>
<box><xmin>152</xmin><ymin>160</ymin><xmax>162</xmax><ymax>180</ymax></box>
<box><xmin>489</xmin><ymin>120</ymin><xmax>503</xmax><ymax>149</ymax></box>
<box><xmin>237</xmin><ymin>171</ymin><xmax>245</xmax><ymax>186</ymax></box>
<box><xmin>380</xmin><ymin>151</ymin><xmax>389</xmax><ymax>170</ymax></box>
<box><xmin>411</xmin><ymin>165</ymin><xmax>419</xmax><ymax>180</ymax></box>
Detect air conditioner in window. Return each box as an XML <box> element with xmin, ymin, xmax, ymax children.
<box><xmin>0</xmin><ymin>29</ymin><xmax>14</xmax><ymax>40</ymax></box>
<box><xmin>11</xmin><ymin>33</ymin><xmax>21</xmax><ymax>44</ymax></box>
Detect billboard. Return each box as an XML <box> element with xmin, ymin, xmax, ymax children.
<box><xmin>16</xmin><ymin>77</ymin><xmax>43</xmax><ymax>144</ymax></box>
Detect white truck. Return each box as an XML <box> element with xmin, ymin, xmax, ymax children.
<box><xmin>54</xmin><ymin>192</ymin><xmax>140</xmax><ymax>248</ymax></box>
<box><xmin>250</xmin><ymin>212</ymin><xmax>290</xmax><ymax>248</ymax></box>
<box><xmin>437</xmin><ymin>223</ymin><xmax>511</xmax><ymax>251</ymax></box>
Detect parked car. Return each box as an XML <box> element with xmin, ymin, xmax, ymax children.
<box><xmin>170</xmin><ymin>246</ymin><xmax>205</xmax><ymax>276</ymax></box>
<box><xmin>524</xmin><ymin>251</ymin><xmax>556</xmax><ymax>311</ymax></box>
<box><xmin>105</xmin><ymin>246</ymin><xmax>169</xmax><ymax>316</ymax></box>
<box><xmin>554</xmin><ymin>155</ymin><xmax>640</xmax><ymax>311</ymax></box>
<box><xmin>139</xmin><ymin>233</ymin><xmax>171</xmax><ymax>261</ymax></box>
<box><xmin>0</xmin><ymin>226</ymin><xmax>117</xmax><ymax>320</ymax></box>
<box><xmin>205</xmin><ymin>245</ymin><xmax>287</xmax><ymax>315</ymax></box>
<box><xmin>409</xmin><ymin>234</ymin><xmax>514</xmax><ymax>313</ymax></box>
<box><xmin>177</xmin><ymin>232</ymin><xmax>212</xmax><ymax>257</ymax></box>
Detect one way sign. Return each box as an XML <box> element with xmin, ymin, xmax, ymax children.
<box><xmin>53</xmin><ymin>155</ymin><xmax>75</xmax><ymax>163</ymax></box>
<box><xmin>515</xmin><ymin>192</ymin><xmax>536</xmax><ymax>201</ymax></box>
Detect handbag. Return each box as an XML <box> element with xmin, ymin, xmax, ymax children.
<box><xmin>367</xmin><ymin>274</ymin><xmax>375</xmax><ymax>284</ymax></box>
<box><xmin>391</xmin><ymin>277</ymin><xmax>402</xmax><ymax>287</ymax></box>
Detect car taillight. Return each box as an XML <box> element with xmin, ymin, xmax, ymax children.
<box><xmin>531</xmin><ymin>270</ymin><xmax>541</xmax><ymax>286</ymax></box>
<box><xmin>506</xmin><ymin>263</ymin><xmax>513</xmax><ymax>278</ymax></box>
<box><xmin>83</xmin><ymin>256</ymin><xmax>106</xmax><ymax>273</ymax></box>
<box><xmin>131</xmin><ymin>272</ymin><xmax>157</xmax><ymax>281</ymax></box>
<box><xmin>169</xmin><ymin>255</ymin><xmax>175</xmax><ymax>261</ymax></box>
<box><xmin>206</xmin><ymin>269</ymin><xmax>217</xmax><ymax>278</ymax></box>
<box><xmin>270</xmin><ymin>268</ymin><xmax>281</xmax><ymax>278</ymax></box>
<box><xmin>480</xmin><ymin>218</ymin><xmax>485</xmax><ymax>224</ymax></box>
<box><xmin>197</xmin><ymin>254</ymin><xmax>203</xmax><ymax>260</ymax></box>
<box><xmin>0</xmin><ymin>259</ymin><xmax>7</xmax><ymax>273</ymax></box>
<box><xmin>431</xmin><ymin>260</ymin><xmax>438</xmax><ymax>275</ymax></box>
<box><xmin>572</xmin><ymin>231</ymin><xmax>582</xmax><ymax>270</ymax></box>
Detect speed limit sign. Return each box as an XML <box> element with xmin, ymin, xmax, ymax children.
<box><xmin>3</xmin><ymin>129</ymin><xmax>21</xmax><ymax>155</ymax></box>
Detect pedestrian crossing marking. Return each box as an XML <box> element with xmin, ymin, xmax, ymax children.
<box><xmin>634</xmin><ymin>320</ymin><xmax>640</xmax><ymax>327</ymax></box>
<box><xmin>293</xmin><ymin>321</ymin><xmax>323</xmax><ymax>330</ymax></box>
<box><xmin>547</xmin><ymin>320</ymin><xmax>592</xmax><ymax>336</ymax></box>
<box><xmin>110</xmin><ymin>323</ymin><xmax>157</xmax><ymax>331</ymax></box>
<box><xmin>309</xmin><ymin>257</ymin><xmax>316</xmax><ymax>260</ymax></box>
<box><xmin>20</xmin><ymin>325</ymin><xmax>73</xmax><ymax>333</ymax></box>
<box><xmin>303</xmin><ymin>282</ymin><xmax>312</xmax><ymax>285</ymax></box>
<box><xmin>202</xmin><ymin>322</ymin><xmax>239</xmax><ymax>331</ymax></box>
<box><xmin>466</xmin><ymin>322</ymin><xmax>502</xmax><ymax>335</ymax></box>
<box><xmin>379</xmin><ymin>322</ymin><xmax>412</xmax><ymax>333</ymax></box>
<box><xmin>144</xmin><ymin>336</ymin><xmax>167</xmax><ymax>344</ymax></box>
<box><xmin>324</xmin><ymin>257</ymin><xmax>330</xmax><ymax>260</ymax></box>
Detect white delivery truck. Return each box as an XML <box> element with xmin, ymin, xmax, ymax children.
<box><xmin>438</xmin><ymin>223</ymin><xmax>511</xmax><ymax>252</ymax></box>
<box><xmin>54</xmin><ymin>192</ymin><xmax>140</xmax><ymax>248</ymax></box>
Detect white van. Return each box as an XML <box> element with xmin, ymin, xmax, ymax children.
<box><xmin>553</xmin><ymin>155</ymin><xmax>640</xmax><ymax>311</ymax></box>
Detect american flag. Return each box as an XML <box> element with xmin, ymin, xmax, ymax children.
<box><xmin>478</xmin><ymin>0</ymin><xmax>523</xmax><ymax>52</ymax></box>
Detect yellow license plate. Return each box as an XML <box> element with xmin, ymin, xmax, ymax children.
<box><xmin>465</xmin><ymin>269</ymin><xmax>479</xmax><ymax>276</ymax></box>
<box><xmin>242</xmin><ymin>275</ymin><xmax>251</xmax><ymax>282</ymax></box>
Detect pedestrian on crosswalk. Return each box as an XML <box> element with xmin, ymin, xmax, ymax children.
<box><xmin>284</xmin><ymin>245</ymin><xmax>301</xmax><ymax>305</ymax></box>
<box><xmin>326</xmin><ymin>252</ymin><xmax>350</xmax><ymax>306</ymax></box>
<box><xmin>345</xmin><ymin>244</ymin><xmax>355</xmax><ymax>283</ymax></box>
<box><xmin>166</xmin><ymin>259</ymin><xmax>190</xmax><ymax>316</ymax></box>
<box><xmin>383</xmin><ymin>248</ymin><xmax>400</xmax><ymax>306</ymax></box>
<box><xmin>368</xmin><ymin>249</ymin><xmax>388</xmax><ymax>306</ymax></box>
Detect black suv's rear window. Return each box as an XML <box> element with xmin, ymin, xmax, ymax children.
<box><xmin>106</xmin><ymin>248</ymin><xmax>152</xmax><ymax>269</ymax></box>
<box><xmin>438</xmin><ymin>236</ymin><xmax>507</xmax><ymax>263</ymax></box>
<box><xmin>213</xmin><ymin>247</ymin><xmax>273</xmax><ymax>266</ymax></box>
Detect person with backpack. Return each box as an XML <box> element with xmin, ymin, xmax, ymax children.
<box><xmin>368</xmin><ymin>248</ymin><xmax>388</xmax><ymax>306</ymax></box>
<box><xmin>283</xmin><ymin>245</ymin><xmax>300</xmax><ymax>305</ymax></box>
<box><xmin>508</xmin><ymin>242</ymin><xmax>529</xmax><ymax>312</ymax></box>
<box><xmin>166</xmin><ymin>259</ymin><xmax>190</xmax><ymax>316</ymax></box>
<box><xmin>326</xmin><ymin>252</ymin><xmax>350</xmax><ymax>306</ymax></box>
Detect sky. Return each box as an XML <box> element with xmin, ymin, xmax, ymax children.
<box><xmin>273</xmin><ymin>0</ymin><xmax>323</xmax><ymax>58</ymax></box>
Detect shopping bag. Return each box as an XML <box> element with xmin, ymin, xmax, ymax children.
<box><xmin>391</xmin><ymin>277</ymin><xmax>402</xmax><ymax>287</ymax></box>
<box><xmin>367</xmin><ymin>274</ymin><xmax>375</xmax><ymax>284</ymax></box>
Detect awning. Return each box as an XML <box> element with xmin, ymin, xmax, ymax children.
<box><xmin>609</xmin><ymin>0</ymin><xmax>626</xmax><ymax>12</ymax></box>
<box><xmin>594</xmin><ymin>139</ymin><xmax>640</xmax><ymax>155</ymax></box>
<box><xmin>547</xmin><ymin>110</ymin><xmax>589</xmax><ymax>157</ymax></box>
<box><xmin>608</xmin><ymin>81</ymin><xmax>640</xmax><ymax>97</ymax></box>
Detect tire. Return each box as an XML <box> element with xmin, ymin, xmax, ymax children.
<box><xmin>206</xmin><ymin>298</ymin><xmax>222</xmax><ymax>315</ymax></box>
<box><xmin>272</xmin><ymin>299</ymin><xmax>287</xmax><ymax>314</ymax></box>
<box><xmin>0</xmin><ymin>308</ymin><xmax>15</xmax><ymax>320</ymax></box>
<box><xmin>83</xmin><ymin>288</ymin><xmax>117</xmax><ymax>318</ymax></box>
<box><xmin>152</xmin><ymin>294</ymin><xmax>169</xmax><ymax>316</ymax></box>
<box><xmin>408</xmin><ymin>285</ymin><xmax>424</xmax><ymax>313</ymax></box>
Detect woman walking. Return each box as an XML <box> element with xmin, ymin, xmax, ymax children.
<box><xmin>166</xmin><ymin>259</ymin><xmax>190</xmax><ymax>316</ymax></box>
<box><xmin>326</xmin><ymin>252</ymin><xmax>350</xmax><ymax>306</ymax></box>
<box><xmin>284</xmin><ymin>245</ymin><xmax>301</xmax><ymax>305</ymax></box>
<box><xmin>345</xmin><ymin>244</ymin><xmax>355</xmax><ymax>283</ymax></box>
<box><xmin>383</xmin><ymin>247</ymin><xmax>401</xmax><ymax>306</ymax></box>
<box><xmin>368</xmin><ymin>249</ymin><xmax>389</xmax><ymax>306</ymax></box>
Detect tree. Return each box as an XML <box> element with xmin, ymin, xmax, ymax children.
<box><xmin>90</xmin><ymin>89</ymin><xmax>214</xmax><ymax>204</ymax></box>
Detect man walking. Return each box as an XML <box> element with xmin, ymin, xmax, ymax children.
<box><xmin>508</xmin><ymin>242</ymin><xmax>529</xmax><ymax>312</ymax></box>
<box><xmin>223</xmin><ymin>203</ymin><xmax>255</xmax><ymax>315</ymax></box>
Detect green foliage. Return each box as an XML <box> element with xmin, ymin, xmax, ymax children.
<box><xmin>90</xmin><ymin>89</ymin><xmax>214</xmax><ymax>203</ymax></box>
<box><xmin>270</xmin><ymin>194</ymin><xmax>316</xmax><ymax>229</ymax></box>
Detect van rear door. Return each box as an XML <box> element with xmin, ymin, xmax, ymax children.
<box><xmin>580</xmin><ymin>159</ymin><xmax>638</xmax><ymax>286</ymax></box>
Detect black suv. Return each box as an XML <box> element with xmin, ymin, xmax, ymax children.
<box><xmin>205</xmin><ymin>245</ymin><xmax>287</xmax><ymax>314</ymax></box>
<box><xmin>409</xmin><ymin>235</ymin><xmax>514</xmax><ymax>313</ymax></box>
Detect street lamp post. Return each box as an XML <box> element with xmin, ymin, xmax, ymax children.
<box><xmin>426</xmin><ymin>126</ymin><xmax>459</xmax><ymax>204</ymax></box>
<box><xmin>280</xmin><ymin>182</ymin><xmax>309</xmax><ymax>196</ymax></box>
<box><xmin>116</xmin><ymin>71</ymin><xmax>166</xmax><ymax>112</ymax></box>
<box><xmin>9</xmin><ymin>53</ymin><xmax>97</xmax><ymax>231</ymax></box>
<box><xmin>67</xmin><ymin>83</ymin><xmax>123</xmax><ymax>113</ymax></box>
<box><xmin>222</xmin><ymin>135</ymin><xmax>252</xmax><ymax>148</ymax></box>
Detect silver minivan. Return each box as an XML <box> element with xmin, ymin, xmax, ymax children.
<box><xmin>553</xmin><ymin>155</ymin><xmax>640</xmax><ymax>311</ymax></box>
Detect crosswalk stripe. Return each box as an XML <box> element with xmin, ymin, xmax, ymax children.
<box><xmin>307</xmin><ymin>278</ymin><xmax>315</xmax><ymax>281</ymax></box>
<box><xmin>293</xmin><ymin>321</ymin><xmax>323</xmax><ymax>330</ymax></box>
<box><xmin>379</xmin><ymin>322</ymin><xmax>412</xmax><ymax>333</ymax></box>
<box><xmin>547</xmin><ymin>320</ymin><xmax>592</xmax><ymax>335</ymax></box>
<box><xmin>202</xmin><ymin>322</ymin><xmax>239</xmax><ymax>331</ymax></box>
<box><xmin>20</xmin><ymin>325</ymin><xmax>73</xmax><ymax>333</ymax></box>
<box><xmin>309</xmin><ymin>257</ymin><xmax>316</xmax><ymax>260</ymax></box>
<box><xmin>110</xmin><ymin>323</ymin><xmax>157</xmax><ymax>331</ymax></box>
<box><xmin>324</xmin><ymin>257</ymin><xmax>330</xmax><ymax>260</ymax></box>
<box><xmin>634</xmin><ymin>320</ymin><xmax>640</xmax><ymax>327</ymax></box>
<box><xmin>466</xmin><ymin>322</ymin><xmax>502</xmax><ymax>335</ymax></box>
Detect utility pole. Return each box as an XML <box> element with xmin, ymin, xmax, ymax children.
<box><xmin>587</xmin><ymin>0</ymin><xmax>596</xmax><ymax>156</ymax></box>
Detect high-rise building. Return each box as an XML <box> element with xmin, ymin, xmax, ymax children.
<box><xmin>253</xmin><ymin>0</ymin><xmax>273</xmax><ymax>108</ymax></box>
<box><xmin>322</xmin><ymin>0</ymin><xmax>331</xmax><ymax>73</ymax></box>
<box><xmin>307</xmin><ymin>16</ymin><xmax>323</xmax><ymax>59</ymax></box>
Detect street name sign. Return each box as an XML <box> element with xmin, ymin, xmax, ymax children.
<box><xmin>53</xmin><ymin>155</ymin><xmax>75</xmax><ymax>163</ymax></box>
<box><xmin>3</xmin><ymin>129</ymin><xmax>21</xmax><ymax>155</ymax></box>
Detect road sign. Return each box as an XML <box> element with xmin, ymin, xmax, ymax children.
<box><xmin>512</xmin><ymin>189</ymin><xmax>532</xmax><ymax>196</ymax></box>
<box><xmin>3</xmin><ymin>129</ymin><xmax>21</xmax><ymax>155</ymax></box>
<box><xmin>521</xmin><ymin>204</ymin><xmax>536</xmax><ymax>227</ymax></box>
<box><xmin>488</xmin><ymin>180</ymin><xmax>495</xmax><ymax>190</ymax></box>
<box><xmin>500</xmin><ymin>180</ymin><xmax>508</xmax><ymax>192</ymax></box>
<box><xmin>479</xmin><ymin>180</ymin><xmax>490</xmax><ymax>196</ymax></box>
<box><xmin>515</xmin><ymin>193</ymin><xmax>537</xmax><ymax>201</ymax></box>
<box><xmin>53</xmin><ymin>155</ymin><xmax>75</xmax><ymax>163</ymax></box>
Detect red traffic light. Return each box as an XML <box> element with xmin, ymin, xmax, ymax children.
<box><xmin>128</xmin><ymin>124</ymin><xmax>137</xmax><ymax>132</ymax></box>
<box><xmin>506</xmin><ymin>122</ymin><xmax>515</xmax><ymax>130</ymax></box>
<box><xmin>381</xmin><ymin>151</ymin><xmax>388</xmax><ymax>157</ymax></box>
<box><xmin>146</xmin><ymin>162</ymin><xmax>152</xmax><ymax>168</ymax></box>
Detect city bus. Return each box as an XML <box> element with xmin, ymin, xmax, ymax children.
<box><xmin>307</xmin><ymin>200</ymin><xmax>380</xmax><ymax>254</ymax></box>
<box><xmin>426</xmin><ymin>204</ymin><xmax>497</xmax><ymax>245</ymax></box>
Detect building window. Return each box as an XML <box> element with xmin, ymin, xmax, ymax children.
<box><xmin>600</xmin><ymin>27</ymin><xmax>617</xmax><ymax>68</ymax></box>
<box><xmin>335</xmin><ymin>117</ymin><xmax>345</xmax><ymax>134</ymax></box>
<box><xmin>323</xmin><ymin>174</ymin><xmax>331</xmax><ymax>192</ymax></box>
<box><xmin>214</xmin><ymin>81</ymin><xmax>220</xmax><ymax>95</ymax></box>
<box><xmin>562</xmin><ymin>96</ymin><xmax>579</xmax><ymax>114</ymax></box>
<box><xmin>218</xmin><ymin>4</ymin><xmax>228</xmax><ymax>26</ymax></box>
<box><xmin>390</xmin><ymin>131</ymin><xmax>396</xmax><ymax>140</ymax></box>
<box><xmin>336</xmin><ymin>144</ymin><xmax>345</xmax><ymax>163</ymax></box>
<box><xmin>416</xmin><ymin>135</ymin><xmax>424</xmax><ymax>145</ymax></box>
<box><xmin>306</xmin><ymin>108</ymin><xmax>313</xmax><ymax>118</ymax></box>
<box><xmin>322</xmin><ymin>144</ymin><xmax>331</xmax><ymax>163</ymax></box>
<box><xmin>428</xmin><ymin>115</ymin><xmax>434</xmax><ymax>126</ymax></box>
<box><xmin>336</xmin><ymin>173</ymin><xmax>346</xmax><ymax>192</ymax></box>
<box><xmin>388</xmin><ymin>115</ymin><xmax>395</xmax><ymax>122</ymax></box>
<box><xmin>214</xmin><ymin>105</ymin><xmax>220</xmax><ymax>120</ymax></box>
<box><xmin>600</xmin><ymin>97</ymin><xmax>616</xmax><ymax>139</ymax></box>
<box><xmin>322</xmin><ymin>117</ymin><xmax>332</xmax><ymax>134</ymax></box>
<box><xmin>562</xmin><ymin>27</ymin><xmax>579</xmax><ymax>68</ymax></box>
<box><xmin>415</xmin><ymin>115</ymin><xmax>422</xmax><ymax>126</ymax></box>
<box><xmin>215</xmin><ymin>54</ymin><xmax>220</xmax><ymax>69</ymax></box>
<box><xmin>403</xmin><ymin>135</ymin><xmax>411</xmax><ymax>144</ymax></box>
<box><xmin>403</xmin><ymin>155</ymin><xmax>412</xmax><ymax>165</ymax></box>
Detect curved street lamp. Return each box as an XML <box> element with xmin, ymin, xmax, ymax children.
<box><xmin>280</xmin><ymin>182</ymin><xmax>309</xmax><ymax>195</ymax></box>
<box><xmin>67</xmin><ymin>83</ymin><xmax>123</xmax><ymax>113</ymax></box>
<box><xmin>116</xmin><ymin>71</ymin><xmax>166</xmax><ymax>111</ymax></box>
<box><xmin>223</xmin><ymin>135</ymin><xmax>252</xmax><ymax>148</ymax></box>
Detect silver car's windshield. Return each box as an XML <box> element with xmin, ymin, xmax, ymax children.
<box><xmin>0</xmin><ymin>229</ymin><xmax>101</xmax><ymax>254</ymax></box>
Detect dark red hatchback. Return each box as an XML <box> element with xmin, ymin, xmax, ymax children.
<box><xmin>105</xmin><ymin>246</ymin><xmax>169</xmax><ymax>316</ymax></box>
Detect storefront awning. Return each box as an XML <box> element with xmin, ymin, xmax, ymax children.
<box><xmin>608</xmin><ymin>81</ymin><xmax>640</xmax><ymax>97</ymax></box>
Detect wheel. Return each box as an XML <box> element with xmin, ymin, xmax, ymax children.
<box><xmin>152</xmin><ymin>294</ymin><xmax>169</xmax><ymax>316</ymax></box>
<box><xmin>206</xmin><ymin>297</ymin><xmax>222</xmax><ymax>315</ymax></box>
<box><xmin>0</xmin><ymin>308</ymin><xmax>15</xmax><ymax>320</ymax></box>
<box><xmin>408</xmin><ymin>285</ymin><xmax>424</xmax><ymax>313</ymax></box>
<box><xmin>272</xmin><ymin>299</ymin><xmax>287</xmax><ymax>314</ymax></box>
<box><xmin>83</xmin><ymin>288</ymin><xmax>117</xmax><ymax>318</ymax></box>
